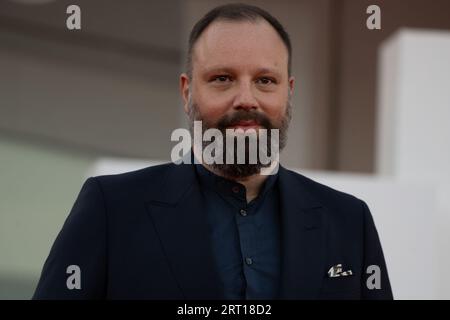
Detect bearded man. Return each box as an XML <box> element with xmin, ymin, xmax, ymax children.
<box><xmin>33</xmin><ymin>3</ymin><xmax>393</xmax><ymax>300</ymax></box>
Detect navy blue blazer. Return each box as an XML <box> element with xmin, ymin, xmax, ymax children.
<box><xmin>33</xmin><ymin>162</ymin><xmax>393</xmax><ymax>299</ymax></box>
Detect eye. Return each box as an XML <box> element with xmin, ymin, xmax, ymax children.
<box><xmin>211</xmin><ymin>75</ymin><xmax>232</xmax><ymax>83</ymax></box>
<box><xmin>256</xmin><ymin>77</ymin><xmax>276</xmax><ymax>85</ymax></box>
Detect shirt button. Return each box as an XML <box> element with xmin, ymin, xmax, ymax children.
<box><xmin>245</xmin><ymin>257</ymin><xmax>253</xmax><ymax>266</ymax></box>
<box><xmin>239</xmin><ymin>209</ymin><xmax>247</xmax><ymax>216</ymax></box>
<box><xmin>232</xmin><ymin>186</ymin><xmax>240</xmax><ymax>193</ymax></box>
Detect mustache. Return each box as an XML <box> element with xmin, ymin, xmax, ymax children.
<box><xmin>215</xmin><ymin>110</ymin><xmax>274</xmax><ymax>131</ymax></box>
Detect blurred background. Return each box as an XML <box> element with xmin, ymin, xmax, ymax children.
<box><xmin>1</xmin><ymin>0</ymin><xmax>449</xmax><ymax>299</ymax></box>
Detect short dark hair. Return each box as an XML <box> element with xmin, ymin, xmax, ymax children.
<box><xmin>186</xmin><ymin>3</ymin><xmax>292</xmax><ymax>77</ymax></box>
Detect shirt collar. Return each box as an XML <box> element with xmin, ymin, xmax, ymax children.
<box><xmin>195</xmin><ymin>164</ymin><xmax>278</xmax><ymax>203</ymax></box>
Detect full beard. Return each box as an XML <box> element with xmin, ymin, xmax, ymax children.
<box><xmin>187</xmin><ymin>96</ymin><xmax>292</xmax><ymax>179</ymax></box>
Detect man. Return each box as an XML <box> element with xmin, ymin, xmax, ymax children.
<box><xmin>33</xmin><ymin>3</ymin><xmax>393</xmax><ymax>300</ymax></box>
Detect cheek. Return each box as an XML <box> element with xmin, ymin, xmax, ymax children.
<box><xmin>257</xmin><ymin>94</ymin><xmax>288</xmax><ymax>118</ymax></box>
<box><xmin>194</xmin><ymin>89</ymin><xmax>233</xmax><ymax>118</ymax></box>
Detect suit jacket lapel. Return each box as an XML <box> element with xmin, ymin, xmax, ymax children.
<box><xmin>277</xmin><ymin>166</ymin><xmax>327</xmax><ymax>299</ymax></box>
<box><xmin>146</xmin><ymin>163</ymin><xmax>223</xmax><ymax>299</ymax></box>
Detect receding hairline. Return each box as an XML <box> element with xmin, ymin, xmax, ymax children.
<box><xmin>186</xmin><ymin>4</ymin><xmax>292</xmax><ymax>77</ymax></box>
<box><xmin>188</xmin><ymin>18</ymin><xmax>291</xmax><ymax>77</ymax></box>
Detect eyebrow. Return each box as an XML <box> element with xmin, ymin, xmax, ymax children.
<box><xmin>202</xmin><ymin>66</ymin><xmax>282</xmax><ymax>77</ymax></box>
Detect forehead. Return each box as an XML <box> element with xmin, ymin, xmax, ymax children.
<box><xmin>192</xmin><ymin>19</ymin><xmax>289</xmax><ymax>74</ymax></box>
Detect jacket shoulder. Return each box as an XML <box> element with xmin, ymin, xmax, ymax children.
<box><xmin>283</xmin><ymin>167</ymin><xmax>366</xmax><ymax>213</ymax></box>
<box><xmin>94</xmin><ymin>162</ymin><xmax>174</xmax><ymax>183</ymax></box>
<box><xmin>89</xmin><ymin>162</ymin><xmax>177</xmax><ymax>198</ymax></box>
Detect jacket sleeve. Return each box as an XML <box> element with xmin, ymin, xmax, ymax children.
<box><xmin>33</xmin><ymin>177</ymin><xmax>107</xmax><ymax>299</ymax></box>
<box><xmin>361</xmin><ymin>201</ymin><xmax>393</xmax><ymax>299</ymax></box>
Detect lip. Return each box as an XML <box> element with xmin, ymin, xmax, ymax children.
<box><xmin>228</xmin><ymin>120</ymin><xmax>260</xmax><ymax>131</ymax></box>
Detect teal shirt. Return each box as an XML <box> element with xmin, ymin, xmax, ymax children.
<box><xmin>195</xmin><ymin>164</ymin><xmax>281</xmax><ymax>299</ymax></box>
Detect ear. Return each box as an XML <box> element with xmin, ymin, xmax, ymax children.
<box><xmin>180</xmin><ymin>73</ymin><xmax>191</xmax><ymax>114</ymax></box>
<box><xmin>288</xmin><ymin>76</ymin><xmax>295</xmax><ymax>96</ymax></box>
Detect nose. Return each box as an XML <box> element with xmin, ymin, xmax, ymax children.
<box><xmin>232</xmin><ymin>81</ymin><xmax>258</xmax><ymax>111</ymax></box>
